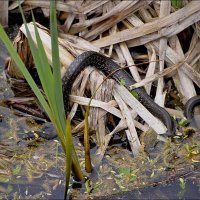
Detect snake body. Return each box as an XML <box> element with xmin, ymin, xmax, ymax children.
<box><xmin>62</xmin><ymin>51</ymin><xmax>175</xmax><ymax>136</ymax></box>
<box><xmin>184</xmin><ymin>95</ymin><xmax>200</xmax><ymax>120</ymax></box>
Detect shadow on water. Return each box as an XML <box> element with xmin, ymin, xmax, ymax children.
<box><xmin>0</xmin><ymin>39</ymin><xmax>199</xmax><ymax>200</ymax></box>
<box><xmin>93</xmin><ymin>177</ymin><xmax>200</xmax><ymax>200</ymax></box>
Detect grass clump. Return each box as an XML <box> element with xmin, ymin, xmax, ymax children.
<box><xmin>0</xmin><ymin>0</ymin><xmax>84</xmax><ymax>197</ymax></box>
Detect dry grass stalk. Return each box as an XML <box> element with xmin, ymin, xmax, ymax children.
<box><xmin>114</xmin><ymin>84</ymin><xmax>167</xmax><ymax>134</ymax></box>
<box><xmin>6</xmin><ymin>1</ymin><xmax>200</xmax><ymax>160</ymax></box>
<box><xmin>152</xmin><ymin>41</ymin><xmax>197</xmax><ymax>100</ymax></box>
<box><xmin>24</xmin><ymin>0</ymin><xmax>80</xmax><ymax>14</ymax></box>
<box><xmin>70</xmin><ymin>95</ymin><xmax>148</xmax><ymax>132</ymax></box>
<box><xmin>120</xmin><ymin>42</ymin><xmax>141</xmax><ymax>83</ymax></box>
<box><xmin>132</xmin><ymin>59</ymin><xmax>186</xmax><ymax>89</ymax></box>
<box><xmin>0</xmin><ymin>1</ymin><xmax>8</xmax><ymax>27</ymax></box>
<box><xmin>145</xmin><ymin>47</ymin><xmax>156</xmax><ymax>95</ymax></box>
<box><xmin>83</xmin><ymin>1</ymin><xmax>153</xmax><ymax>41</ymax></box>
<box><xmin>92</xmin><ymin>1</ymin><xmax>200</xmax><ymax>47</ymax></box>
<box><xmin>154</xmin><ymin>1</ymin><xmax>170</xmax><ymax>107</ymax></box>
<box><xmin>20</xmin><ymin>23</ymin><xmax>75</xmax><ymax>76</ymax></box>
<box><xmin>113</xmin><ymin>88</ymin><xmax>140</xmax><ymax>155</ymax></box>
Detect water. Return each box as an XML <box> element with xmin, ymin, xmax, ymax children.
<box><xmin>94</xmin><ymin>176</ymin><xmax>200</xmax><ymax>200</ymax></box>
<box><xmin>0</xmin><ymin>40</ymin><xmax>8</xmax><ymax>68</ymax></box>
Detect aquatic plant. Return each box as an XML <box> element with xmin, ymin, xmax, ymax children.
<box><xmin>0</xmin><ymin>0</ymin><xmax>84</xmax><ymax>197</ymax></box>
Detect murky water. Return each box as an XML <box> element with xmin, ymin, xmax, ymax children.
<box><xmin>0</xmin><ymin>41</ymin><xmax>7</xmax><ymax>68</ymax></box>
<box><xmin>0</xmin><ymin>42</ymin><xmax>65</xmax><ymax>199</ymax></box>
<box><xmin>0</xmin><ymin>40</ymin><xmax>199</xmax><ymax>200</ymax></box>
<box><xmin>94</xmin><ymin>176</ymin><xmax>200</xmax><ymax>200</ymax></box>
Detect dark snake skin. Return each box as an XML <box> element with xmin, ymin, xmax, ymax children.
<box><xmin>184</xmin><ymin>95</ymin><xmax>200</xmax><ymax>120</ymax></box>
<box><xmin>62</xmin><ymin>51</ymin><xmax>175</xmax><ymax>136</ymax></box>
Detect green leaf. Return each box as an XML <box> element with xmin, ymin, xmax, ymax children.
<box><xmin>119</xmin><ymin>185</ymin><xmax>128</xmax><ymax>191</ymax></box>
<box><xmin>0</xmin><ymin>176</ymin><xmax>9</xmax><ymax>183</ymax></box>
<box><xmin>118</xmin><ymin>167</ymin><xmax>131</xmax><ymax>177</ymax></box>
<box><xmin>0</xmin><ymin>0</ymin><xmax>84</xmax><ymax>196</ymax></box>
<box><xmin>130</xmin><ymin>174</ymin><xmax>137</xmax><ymax>182</ymax></box>
<box><xmin>171</xmin><ymin>0</ymin><xmax>183</xmax><ymax>9</ymax></box>
<box><xmin>150</xmin><ymin>170</ymin><xmax>155</xmax><ymax>178</ymax></box>
<box><xmin>50</xmin><ymin>0</ymin><xmax>66</xmax><ymax>136</ymax></box>
<box><xmin>178</xmin><ymin>117</ymin><xmax>188</xmax><ymax>127</ymax></box>
<box><xmin>85</xmin><ymin>179</ymin><xmax>93</xmax><ymax>194</ymax></box>
<box><xmin>131</xmin><ymin>90</ymin><xmax>139</xmax><ymax>99</ymax></box>
<box><xmin>179</xmin><ymin>178</ymin><xmax>186</xmax><ymax>190</ymax></box>
<box><xmin>191</xmin><ymin>158</ymin><xmax>200</xmax><ymax>163</ymax></box>
<box><xmin>119</xmin><ymin>79</ymin><xmax>126</xmax><ymax>86</ymax></box>
<box><xmin>12</xmin><ymin>165</ymin><xmax>21</xmax><ymax>175</ymax></box>
<box><xmin>19</xmin><ymin>3</ymin><xmax>63</xmax><ymax>140</ymax></box>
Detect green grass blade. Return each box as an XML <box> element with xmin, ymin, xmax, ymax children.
<box><xmin>31</xmin><ymin>14</ymin><xmax>54</xmax><ymax>103</ymax></box>
<box><xmin>29</xmin><ymin>11</ymin><xmax>55</xmax><ymax>106</ymax></box>
<box><xmin>64</xmin><ymin>116</ymin><xmax>73</xmax><ymax>199</ymax></box>
<box><xmin>18</xmin><ymin>5</ymin><xmax>54</xmax><ymax>107</ymax></box>
<box><xmin>19</xmin><ymin>5</ymin><xmax>54</xmax><ymax>111</ymax></box>
<box><xmin>0</xmin><ymin>25</ymin><xmax>53</xmax><ymax>121</ymax></box>
<box><xmin>30</xmin><ymin>12</ymin><xmax>65</xmax><ymax>136</ymax></box>
<box><xmin>1</xmin><ymin>1</ymin><xmax>84</xmax><ymax>192</ymax></box>
<box><xmin>50</xmin><ymin>0</ymin><xmax>66</xmax><ymax>133</ymax></box>
<box><xmin>19</xmin><ymin>6</ymin><xmax>65</xmax><ymax>140</ymax></box>
<box><xmin>171</xmin><ymin>0</ymin><xmax>183</xmax><ymax>8</ymax></box>
<box><xmin>50</xmin><ymin>0</ymin><xmax>62</xmax><ymax>89</ymax></box>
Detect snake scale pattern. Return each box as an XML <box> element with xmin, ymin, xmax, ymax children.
<box><xmin>62</xmin><ymin>51</ymin><xmax>175</xmax><ymax>136</ymax></box>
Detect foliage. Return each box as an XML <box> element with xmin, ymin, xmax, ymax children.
<box><xmin>0</xmin><ymin>0</ymin><xmax>83</xmax><ymax>197</ymax></box>
<box><xmin>171</xmin><ymin>0</ymin><xmax>183</xmax><ymax>9</ymax></box>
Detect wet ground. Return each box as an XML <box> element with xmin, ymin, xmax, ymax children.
<box><xmin>0</xmin><ymin>40</ymin><xmax>199</xmax><ymax>200</ymax></box>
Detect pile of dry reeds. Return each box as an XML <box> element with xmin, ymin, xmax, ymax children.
<box><xmin>3</xmin><ymin>0</ymin><xmax>200</xmax><ymax>165</ymax></box>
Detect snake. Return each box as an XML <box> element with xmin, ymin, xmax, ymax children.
<box><xmin>184</xmin><ymin>95</ymin><xmax>200</xmax><ymax>121</ymax></box>
<box><xmin>62</xmin><ymin>51</ymin><xmax>175</xmax><ymax>136</ymax></box>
